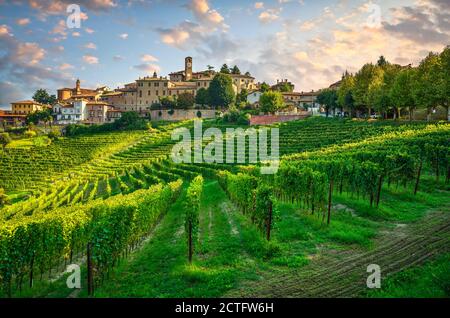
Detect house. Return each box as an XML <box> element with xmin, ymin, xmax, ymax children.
<box><xmin>85</xmin><ymin>102</ymin><xmax>111</xmax><ymax>124</ymax></box>
<box><xmin>106</xmin><ymin>109</ymin><xmax>122</xmax><ymax>122</ymax></box>
<box><xmin>298</xmin><ymin>91</ymin><xmax>321</xmax><ymax>115</ymax></box>
<box><xmin>11</xmin><ymin>100</ymin><xmax>48</xmax><ymax>115</ymax></box>
<box><xmin>0</xmin><ymin>111</ymin><xmax>27</xmax><ymax>127</ymax></box>
<box><xmin>247</xmin><ymin>90</ymin><xmax>262</xmax><ymax>105</ymax></box>
<box><xmin>271</xmin><ymin>79</ymin><xmax>295</xmax><ymax>92</ymax></box>
<box><xmin>52</xmin><ymin>99</ymin><xmax>88</xmax><ymax>125</ymax></box>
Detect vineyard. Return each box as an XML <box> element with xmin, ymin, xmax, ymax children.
<box><xmin>0</xmin><ymin>117</ymin><xmax>449</xmax><ymax>298</ymax></box>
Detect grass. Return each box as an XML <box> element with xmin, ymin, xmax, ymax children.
<box><xmin>367</xmin><ymin>253</ymin><xmax>450</xmax><ymax>298</ymax></box>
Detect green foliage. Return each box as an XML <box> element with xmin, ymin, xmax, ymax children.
<box><xmin>159</xmin><ymin>96</ymin><xmax>177</xmax><ymax>109</ymax></box>
<box><xmin>0</xmin><ymin>188</ymin><xmax>8</xmax><ymax>207</ymax></box>
<box><xmin>220</xmin><ymin>64</ymin><xmax>230</xmax><ymax>74</ymax></box>
<box><xmin>65</xmin><ymin>111</ymin><xmax>147</xmax><ymax>136</ymax></box>
<box><xmin>316</xmin><ymin>89</ymin><xmax>338</xmax><ymax>117</ymax></box>
<box><xmin>259</xmin><ymin>91</ymin><xmax>285</xmax><ymax>114</ymax></box>
<box><xmin>32</xmin><ymin>89</ymin><xmax>57</xmax><ymax>105</ymax></box>
<box><xmin>176</xmin><ymin>93</ymin><xmax>195</xmax><ymax>109</ymax></box>
<box><xmin>230</xmin><ymin>65</ymin><xmax>241</xmax><ymax>75</ymax></box>
<box><xmin>0</xmin><ymin>132</ymin><xmax>12</xmax><ymax>150</ymax></box>
<box><xmin>208</xmin><ymin>73</ymin><xmax>235</xmax><ymax>108</ymax></box>
<box><xmin>0</xmin><ymin>180</ymin><xmax>183</xmax><ymax>296</ymax></box>
<box><xmin>185</xmin><ymin>176</ymin><xmax>204</xmax><ymax>261</ymax></box>
<box><xmin>260</xmin><ymin>82</ymin><xmax>270</xmax><ymax>92</ymax></box>
<box><xmin>195</xmin><ymin>88</ymin><xmax>209</xmax><ymax>107</ymax></box>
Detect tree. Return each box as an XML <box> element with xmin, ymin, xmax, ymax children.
<box><xmin>0</xmin><ymin>132</ymin><xmax>12</xmax><ymax>150</ymax></box>
<box><xmin>113</xmin><ymin>111</ymin><xmax>146</xmax><ymax>130</ymax></box>
<box><xmin>207</xmin><ymin>73</ymin><xmax>235</xmax><ymax>108</ymax></box>
<box><xmin>0</xmin><ymin>188</ymin><xmax>9</xmax><ymax>207</ymax></box>
<box><xmin>377</xmin><ymin>55</ymin><xmax>388</xmax><ymax>67</ymax></box>
<box><xmin>207</xmin><ymin>65</ymin><xmax>214</xmax><ymax>71</ymax></box>
<box><xmin>260</xmin><ymin>82</ymin><xmax>270</xmax><ymax>92</ymax></box>
<box><xmin>317</xmin><ymin>89</ymin><xmax>338</xmax><ymax>117</ymax></box>
<box><xmin>337</xmin><ymin>73</ymin><xmax>355</xmax><ymax>117</ymax></box>
<box><xmin>277</xmin><ymin>82</ymin><xmax>294</xmax><ymax>93</ymax></box>
<box><xmin>245</xmin><ymin>71</ymin><xmax>251</xmax><ymax>77</ymax></box>
<box><xmin>412</xmin><ymin>52</ymin><xmax>443</xmax><ymax>122</ymax></box>
<box><xmin>259</xmin><ymin>91</ymin><xmax>285</xmax><ymax>114</ymax></box>
<box><xmin>236</xmin><ymin>88</ymin><xmax>248</xmax><ymax>104</ymax></box>
<box><xmin>177</xmin><ymin>93</ymin><xmax>195</xmax><ymax>109</ymax></box>
<box><xmin>220</xmin><ymin>64</ymin><xmax>230</xmax><ymax>74</ymax></box>
<box><xmin>159</xmin><ymin>96</ymin><xmax>177</xmax><ymax>109</ymax></box>
<box><xmin>390</xmin><ymin>68</ymin><xmax>416</xmax><ymax>121</ymax></box>
<box><xmin>32</xmin><ymin>89</ymin><xmax>57</xmax><ymax>105</ymax></box>
<box><xmin>231</xmin><ymin>65</ymin><xmax>241</xmax><ymax>75</ymax></box>
<box><xmin>353</xmin><ymin>63</ymin><xmax>384</xmax><ymax>118</ymax></box>
<box><xmin>195</xmin><ymin>88</ymin><xmax>209</xmax><ymax>107</ymax></box>
<box><xmin>439</xmin><ymin>46</ymin><xmax>450</xmax><ymax>121</ymax></box>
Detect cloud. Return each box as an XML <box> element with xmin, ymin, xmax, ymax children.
<box><xmin>0</xmin><ymin>33</ymin><xmax>72</xmax><ymax>107</ymax></box>
<box><xmin>84</xmin><ymin>42</ymin><xmax>97</xmax><ymax>49</ymax></box>
<box><xmin>188</xmin><ymin>0</ymin><xmax>225</xmax><ymax>27</ymax></box>
<box><xmin>85</xmin><ymin>28</ymin><xmax>95</xmax><ymax>34</ymax></box>
<box><xmin>157</xmin><ymin>0</ymin><xmax>228</xmax><ymax>53</ymax></box>
<box><xmin>16</xmin><ymin>18</ymin><xmax>31</xmax><ymax>26</ymax></box>
<box><xmin>72</xmin><ymin>31</ymin><xmax>81</xmax><ymax>37</ymax></box>
<box><xmin>82</xmin><ymin>55</ymin><xmax>99</xmax><ymax>64</ymax></box>
<box><xmin>382</xmin><ymin>3</ymin><xmax>450</xmax><ymax>45</ymax></box>
<box><xmin>59</xmin><ymin>63</ymin><xmax>74</xmax><ymax>70</ymax></box>
<box><xmin>259</xmin><ymin>9</ymin><xmax>281</xmax><ymax>23</ymax></box>
<box><xmin>16</xmin><ymin>42</ymin><xmax>46</xmax><ymax>65</ymax></box>
<box><xmin>141</xmin><ymin>54</ymin><xmax>158</xmax><ymax>62</ymax></box>
<box><xmin>254</xmin><ymin>2</ymin><xmax>264</xmax><ymax>9</ymax></box>
<box><xmin>119</xmin><ymin>33</ymin><xmax>128</xmax><ymax>39</ymax></box>
<box><xmin>27</xmin><ymin>0</ymin><xmax>117</xmax><ymax>16</ymax></box>
<box><xmin>133</xmin><ymin>63</ymin><xmax>161</xmax><ymax>74</ymax></box>
<box><xmin>113</xmin><ymin>55</ymin><xmax>124</xmax><ymax>61</ymax></box>
<box><xmin>0</xmin><ymin>24</ymin><xmax>13</xmax><ymax>36</ymax></box>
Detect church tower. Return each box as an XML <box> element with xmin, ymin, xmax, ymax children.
<box><xmin>75</xmin><ymin>79</ymin><xmax>81</xmax><ymax>95</ymax></box>
<box><xmin>185</xmin><ymin>57</ymin><xmax>193</xmax><ymax>81</ymax></box>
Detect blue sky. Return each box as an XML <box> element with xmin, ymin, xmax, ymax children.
<box><xmin>0</xmin><ymin>0</ymin><xmax>449</xmax><ymax>108</ymax></box>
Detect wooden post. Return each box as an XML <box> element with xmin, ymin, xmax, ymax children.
<box><xmin>266</xmin><ymin>201</ymin><xmax>273</xmax><ymax>241</ymax></box>
<box><xmin>29</xmin><ymin>254</ymin><xmax>34</xmax><ymax>288</ymax></box>
<box><xmin>87</xmin><ymin>243</ymin><xmax>94</xmax><ymax>296</ymax></box>
<box><xmin>376</xmin><ymin>175</ymin><xmax>383</xmax><ymax>207</ymax></box>
<box><xmin>188</xmin><ymin>221</ymin><xmax>193</xmax><ymax>263</ymax></box>
<box><xmin>327</xmin><ymin>179</ymin><xmax>333</xmax><ymax>225</ymax></box>
<box><xmin>414</xmin><ymin>160</ymin><xmax>422</xmax><ymax>195</ymax></box>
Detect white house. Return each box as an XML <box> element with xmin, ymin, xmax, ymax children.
<box><xmin>53</xmin><ymin>99</ymin><xmax>88</xmax><ymax>124</ymax></box>
<box><xmin>247</xmin><ymin>90</ymin><xmax>262</xmax><ymax>105</ymax></box>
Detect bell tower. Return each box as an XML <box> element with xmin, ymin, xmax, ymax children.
<box><xmin>76</xmin><ymin>79</ymin><xmax>81</xmax><ymax>95</ymax></box>
<box><xmin>185</xmin><ymin>57</ymin><xmax>193</xmax><ymax>81</ymax></box>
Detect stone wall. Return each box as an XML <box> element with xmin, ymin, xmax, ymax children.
<box><xmin>249</xmin><ymin>112</ymin><xmax>311</xmax><ymax>125</ymax></box>
<box><xmin>150</xmin><ymin>109</ymin><xmax>217</xmax><ymax>121</ymax></box>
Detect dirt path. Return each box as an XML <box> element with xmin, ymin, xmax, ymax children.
<box><xmin>225</xmin><ymin>210</ymin><xmax>450</xmax><ymax>298</ymax></box>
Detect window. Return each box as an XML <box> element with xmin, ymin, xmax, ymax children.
<box><xmin>148</xmin><ymin>90</ymin><xmax>151</xmax><ymax>96</ymax></box>
<box><xmin>139</xmin><ymin>91</ymin><xmax>142</xmax><ymax>98</ymax></box>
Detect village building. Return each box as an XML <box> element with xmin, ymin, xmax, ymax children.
<box><xmin>57</xmin><ymin>79</ymin><xmax>106</xmax><ymax>102</ymax></box>
<box><xmin>52</xmin><ymin>99</ymin><xmax>88</xmax><ymax>125</ymax></box>
<box><xmin>11</xmin><ymin>100</ymin><xmax>48</xmax><ymax>115</ymax></box>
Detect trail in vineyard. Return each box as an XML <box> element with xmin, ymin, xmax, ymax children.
<box><xmin>225</xmin><ymin>207</ymin><xmax>450</xmax><ymax>298</ymax></box>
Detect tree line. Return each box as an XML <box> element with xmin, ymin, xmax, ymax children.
<box><xmin>317</xmin><ymin>46</ymin><xmax>450</xmax><ymax>121</ymax></box>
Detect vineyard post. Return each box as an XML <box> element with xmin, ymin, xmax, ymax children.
<box><xmin>376</xmin><ymin>175</ymin><xmax>383</xmax><ymax>207</ymax></box>
<box><xmin>414</xmin><ymin>160</ymin><xmax>423</xmax><ymax>195</ymax></box>
<box><xmin>29</xmin><ymin>253</ymin><xmax>35</xmax><ymax>288</ymax></box>
<box><xmin>266</xmin><ymin>200</ymin><xmax>273</xmax><ymax>241</ymax></box>
<box><xmin>327</xmin><ymin>178</ymin><xmax>333</xmax><ymax>225</ymax></box>
<box><xmin>87</xmin><ymin>243</ymin><xmax>94</xmax><ymax>296</ymax></box>
<box><xmin>188</xmin><ymin>221</ymin><xmax>193</xmax><ymax>263</ymax></box>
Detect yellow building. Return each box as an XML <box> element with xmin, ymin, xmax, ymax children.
<box><xmin>11</xmin><ymin>100</ymin><xmax>48</xmax><ymax>115</ymax></box>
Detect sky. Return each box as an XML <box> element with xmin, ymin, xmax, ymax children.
<box><xmin>0</xmin><ymin>0</ymin><xmax>449</xmax><ymax>108</ymax></box>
